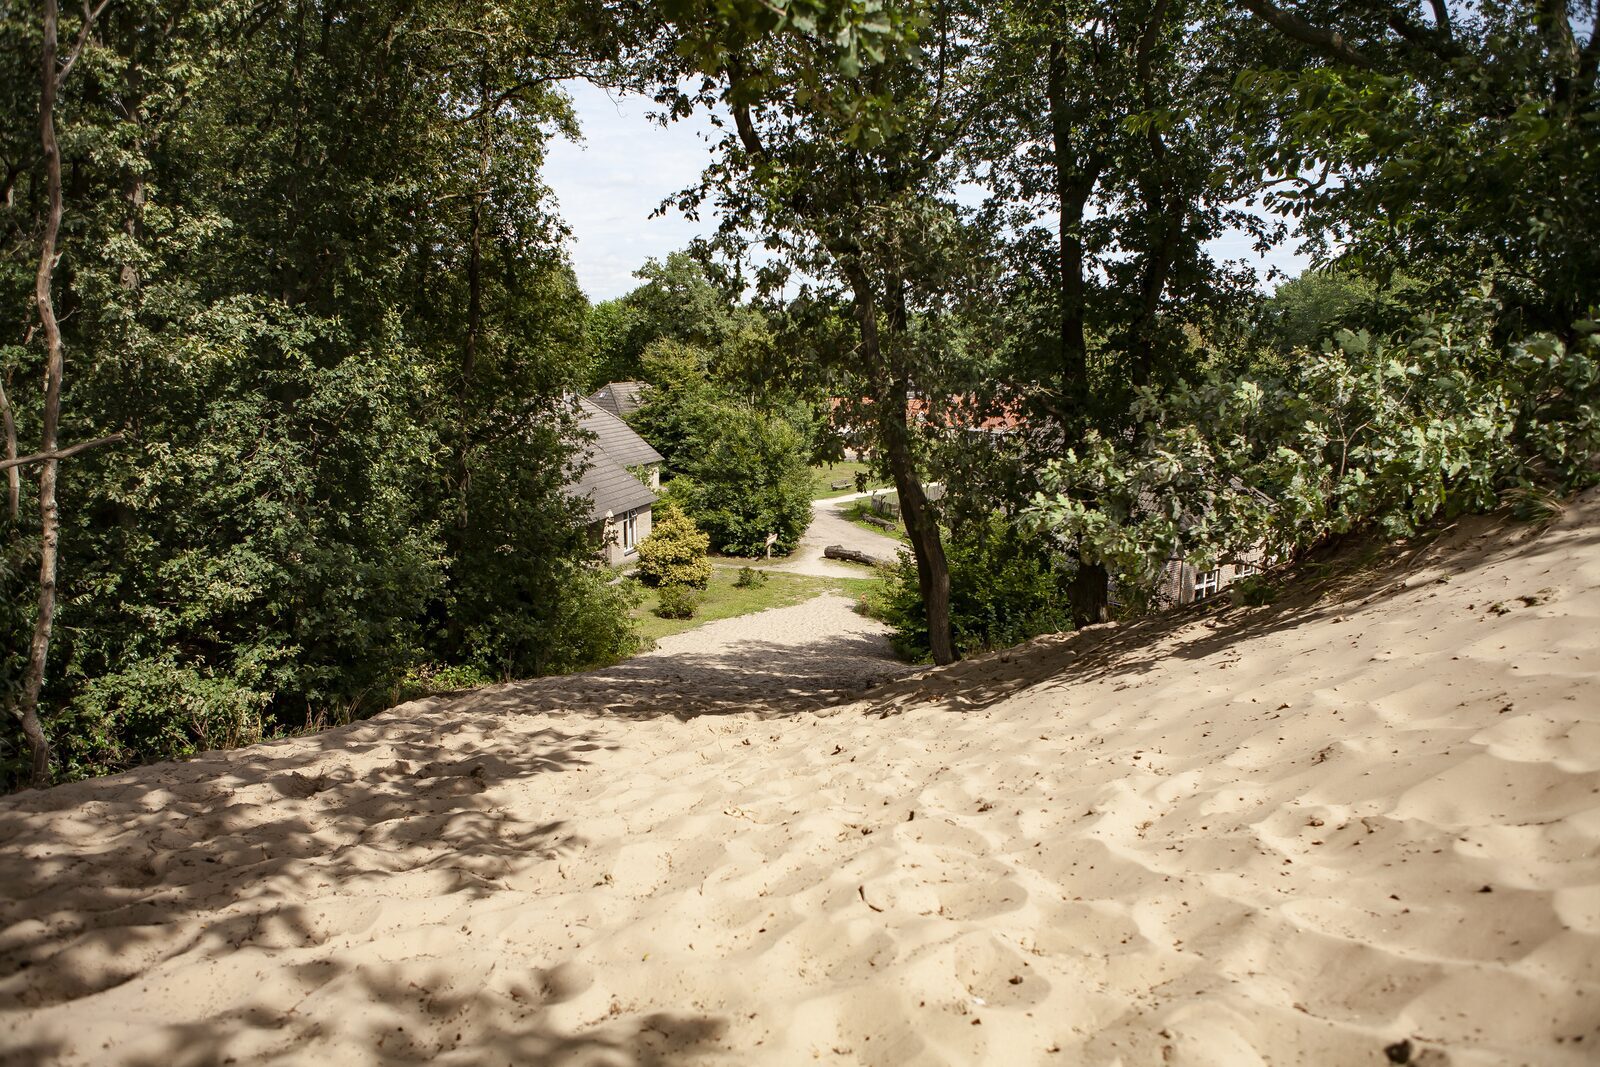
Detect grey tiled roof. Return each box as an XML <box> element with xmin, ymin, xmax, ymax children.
<box><xmin>587</xmin><ymin>381</ymin><xmax>648</xmax><ymax>418</ymax></box>
<box><xmin>576</xmin><ymin>397</ymin><xmax>663</xmax><ymax>469</ymax></box>
<box><xmin>568</xmin><ymin>447</ymin><xmax>656</xmax><ymax>523</ymax></box>
<box><xmin>565</xmin><ymin>396</ymin><xmax>661</xmax><ymax>523</ymax></box>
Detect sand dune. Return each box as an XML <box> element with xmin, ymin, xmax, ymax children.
<box><xmin>4</xmin><ymin>495</ymin><xmax>1600</xmax><ymax>1066</ymax></box>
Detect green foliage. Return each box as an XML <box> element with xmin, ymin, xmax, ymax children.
<box><xmin>635</xmin><ymin>503</ymin><xmax>712</xmax><ymax>589</ymax></box>
<box><xmin>50</xmin><ymin>657</ymin><xmax>275</xmax><ymax>778</ymax></box>
<box><xmin>585</xmin><ymin>253</ymin><xmax>779</xmax><ymax>396</ymax></box>
<box><xmin>653</xmin><ymin>583</ymin><xmax>703</xmax><ymax>620</ymax></box>
<box><xmin>632</xmin><ymin>354</ymin><xmax>815</xmax><ymax>556</ymax></box>
<box><xmin>876</xmin><ymin>514</ymin><xmax>1076</xmax><ymax>661</ymax></box>
<box><xmin>1258</xmin><ymin>270</ymin><xmax>1390</xmax><ymax>354</ymax></box>
<box><xmin>0</xmin><ymin>0</ymin><xmax>635</xmax><ymax>788</ymax></box>
<box><xmin>1025</xmin><ymin>308</ymin><xmax>1600</xmax><ymax>604</ymax></box>
<box><xmin>734</xmin><ymin>565</ymin><xmax>768</xmax><ymax>589</ymax></box>
<box><xmin>667</xmin><ymin>407</ymin><xmax>816</xmax><ymax>556</ymax></box>
<box><xmin>1234</xmin><ymin>4</ymin><xmax>1600</xmax><ymax>332</ymax></box>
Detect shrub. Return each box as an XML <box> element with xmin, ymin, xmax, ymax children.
<box><xmin>634</xmin><ymin>374</ymin><xmax>814</xmax><ymax>556</ymax></box>
<box><xmin>1024</xmin><ymin>309</ymin><xmax>1600</xmax><ymax>605</ymax></box>
<box><xmin>877</xmin><ymin>513</ymin><xmax>1076</xmax><ymax>661</ymax></box>
<box><xmin>635</xmin><ymin>502</ymin><xmax>711</xmax><ymax>589</ymax></box>
<box><xmin>1229</xmin><ymin>575</ymin><xmax>1279</xmax><ymax>607</ymax></box>
<box><xmin>734</xmin><ymin>565</ymin><xmax>768</xmax><ymax>588</ymax></box>
<box><xmin>458</xmin><ymin>564</ymin><xmax>642</xmax><ymax>678</ymax></box>
<box><xmin>654</xmin><ymin>582</ymin><xmax>702</xmax><ymax>619</ymax></box>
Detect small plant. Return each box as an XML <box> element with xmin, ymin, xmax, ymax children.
<box><xmin>1503</xmin><ymin>484</ymin><xmax>1567</xmax><ymax>524</ymax></box>
<box><xmin>635</xmin><ymin>502</ymin><xmax>711</xmax><ymax>589</ymax></box>
<box><xmin>654</xmin><ymin>582</ymin><xmax>702</xmax><ymax>619</ymax></box>
<box><xmin>734</xmin><ymin>565</ymin><xmax>768</xmax><ymax>588</ymax></box>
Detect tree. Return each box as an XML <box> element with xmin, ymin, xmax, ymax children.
<box><xmin>584</xmin><ymin>250</ymin><xmax>780</xmax><ymax>399</ymax></box>
<box><xmin>6</xmin><ymin>0</ymin><xmax>115</xmax><ymax>787</ymax></box>
<box><xmin>964</xmin><ymin>0</ymin><xmax>1271</xmax><ymax>625</ymax></box>
<box><xmin>657</xmin><ymin>0</ymin><xmax>993</xmax><ymax>663</ymax></box>
<box><xmin>1231</xmin><ymin>0</ymin><xmax>1600</xmax><ymax>335</ymax></box>
<box><xmin>631</xmin><ymin>343</ymin><xmax>815</xmax><ymax>556</ymax></box>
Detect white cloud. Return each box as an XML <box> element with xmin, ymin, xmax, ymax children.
<box><xmin>544</xmin><ymin>82</ymin><xmax>722</xmax><ymax>301</ymax></box>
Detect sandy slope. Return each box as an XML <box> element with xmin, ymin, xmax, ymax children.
<box><xmin>4</xmin><ymin>495</ymin><xmax>1600</xmax><ymax>1066</ymax></box>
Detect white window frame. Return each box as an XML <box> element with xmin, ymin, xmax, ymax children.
<box><xmin>1194</xmin><ymin>567</ymin><xmax>1223</xmax><ymax>600</ymax></box>
<box><xmin>621</xmin><ymin>510</ymin><xmax>638</xmax><ymax>553</ymax></box>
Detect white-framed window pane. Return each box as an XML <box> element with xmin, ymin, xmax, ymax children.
<box><xmin>1194</xmin><ymin>568</ymin><xmax>1222</xmax><ymax>600</ymax></box>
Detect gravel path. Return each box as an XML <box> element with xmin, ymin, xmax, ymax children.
<box><xmin>471</xmin><ymin>592</ymin><xmax>912</xmax><ymax>721</ymax></box>
<box><xmin>762</xmin><ymin>494</ymin><xmax>905</xmax><ymax>579</ymax></box>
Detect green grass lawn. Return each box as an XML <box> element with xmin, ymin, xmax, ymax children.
<box><xmin>810</xmin><ymin>460</ymin><xmax>891</xmax><ymax>499</ymax></box>
<box><xmin>629</xmin><ymin>568</ymin><xmax>884</xmax><ymax>644</ymax></box>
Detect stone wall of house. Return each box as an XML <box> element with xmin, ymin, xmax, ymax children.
<box><xmin>593</xmin><ymin>505</ymin><xmax>654</xmax><ymax>568</ymax></box>
<box><xmin>1157</xmin><ymin>547</ymin><xmax>1269</xmax><ymax>607</ymax></box>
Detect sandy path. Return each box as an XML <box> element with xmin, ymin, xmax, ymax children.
<box><xmin>4</xmin><ymin>497</ymin><xmax>1600</xmax><ymax>1065</ymax></box>
<box><xmin>764</xmin><ymin>494</ymin><xmax>905</xmax><ymax>579</ymax></box>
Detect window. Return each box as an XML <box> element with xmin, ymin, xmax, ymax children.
<box><xmin>1234</xmin><ymin>562</ymin><xmax>1257</xmax><ymax>578</ymax></box>
<box><xmin>1194</xmin><ymin>568</ymin><xmax>1222</xmax><ymax>601</ymax></box>
<box><xmin>621</xmin><ymin>510</ymin><xmax>638</xmax><ymax>552</ymax></box>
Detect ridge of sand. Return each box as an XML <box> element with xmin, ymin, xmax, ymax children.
<box><xmin>3</xmin><ymin>493</ymin><xmax>1600</xmax><ymax>1065</ymax></box>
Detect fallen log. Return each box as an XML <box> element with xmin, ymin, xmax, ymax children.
<box><xmin>863</xmin><ymin>513</ymin><xmax>896</xmax><ymax>530</ymax></box>
<box><xmin>824</xmin><ymin>544</ymin><xmax>889</xmax><ymax>567</ymax></box>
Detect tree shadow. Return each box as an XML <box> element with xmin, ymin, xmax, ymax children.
<box><xmin>0</xmin><ymin>605</ymin><xmax>909</xmax><ymax>1062</ymax></box>
<box><xmin>465</xmin><ymin>630</ymin><xmax>908</xmax><ymax>722</ymax></box>
<box><xmin>858</xmin><ymin>502</ymin><xmax>1594</xmax><ymax>718</ymax></box>
<box><xmin>4</xmin><ymin>959</ymin><xmax>726</xmax><ymax>1067</ymax></box>
<box><xmin>0</xmin><ymin>718</ymin><xmax>603</xmax><ymax>1013</ymax></box>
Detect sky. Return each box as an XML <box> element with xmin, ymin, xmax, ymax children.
<box><xmin>543</xmin><ymin>81</ymin><xmax>1311</xmax><ymax>304</ymax></box>
<box><xmin>543</xmin><ymin>82</ymin><xmax>723</xmax><ymax>302</ymax></box>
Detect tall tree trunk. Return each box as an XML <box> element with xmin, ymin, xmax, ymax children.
<box><xmin>846</xmin><ymin>267</ymin><xmax>956</xmax><ymax>664</ymax></box>
<box><xmin>1048</xmin><ymin>30</ymin><xmax>1110</xmax><ymax>627</ymax></box>
<box><xmin>1068</xmin><ymin>561</ymin><xmax>1109</xmax><ymax>626</ymax></box>
<box><xmin>1046</xmin><ymin>35</ymin><xmax>1094</xmax><ymax>416</ymax></box>
<box><xmin>0</xmin><ymin>375</ymin><xmax>18</xmax><ymax>521</ymax></box>
<box><xmin>880</xmin><ymin>385</ymin><xmax>955</xmax><ymax>664</ymax></box>
<box><xmin>17</xmin><ymin>0</ymin><xmax>68</xmax><ymax>788</ymax></box>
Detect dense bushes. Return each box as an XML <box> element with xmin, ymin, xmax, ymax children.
<box><xmin>1025</xmin><ymin>309</ymin><xmax>1600</xmax><ymax>601</ymax></box>
<box><xmin>653</xmin><ymin>583</ymin><xmax>703</xmax><ymax>620</ymax></box>
<box><xmin>635</xmin><ymin>503</ymin><xmax>712</xmax><ymax>589</ymax></box>
<box><xmin>873</xmin><ymin>514</ymin><xmax>1077</xmax><ymax>662</ymax></box>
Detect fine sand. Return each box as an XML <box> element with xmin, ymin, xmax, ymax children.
<box><xmin>4</xmin><ymin>494</ymin><xmax>1600</xmax><ymax>1066</ymax></box>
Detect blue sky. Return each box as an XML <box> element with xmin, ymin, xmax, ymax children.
<box><xmin>544</xmin><ymin>81</ymin><xmax>1311</xmax><ymax>303</ymax></box>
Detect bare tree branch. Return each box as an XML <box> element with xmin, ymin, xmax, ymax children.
<box><xmin>54</xmin><ymin>0</ymin><xmax>113</xmax><ymax>88</ymax></box>
<box><xmin>0</xmin><ymin>433</ymin><xmax>126</xmax><ymax>473</ymax></box>
<box><xmin>1234</xmin><ymin>0</ymin><xmax>1378</xmax><ymax>69</ymax></box>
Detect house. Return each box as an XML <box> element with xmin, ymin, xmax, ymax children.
<box><xmin>569</xmin><ymin>397</ymin><xmax>663</xmax><ymax>566</ymax></box>
<box><xmin>586</xmin><ymin>381</ymin><xmax>648</xmax><ymax>420</ymax></box>
<box><xmin>1155</xmin><ymin>551</ymin><xmax>1268</xmax><ymax>606</ymax></box>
